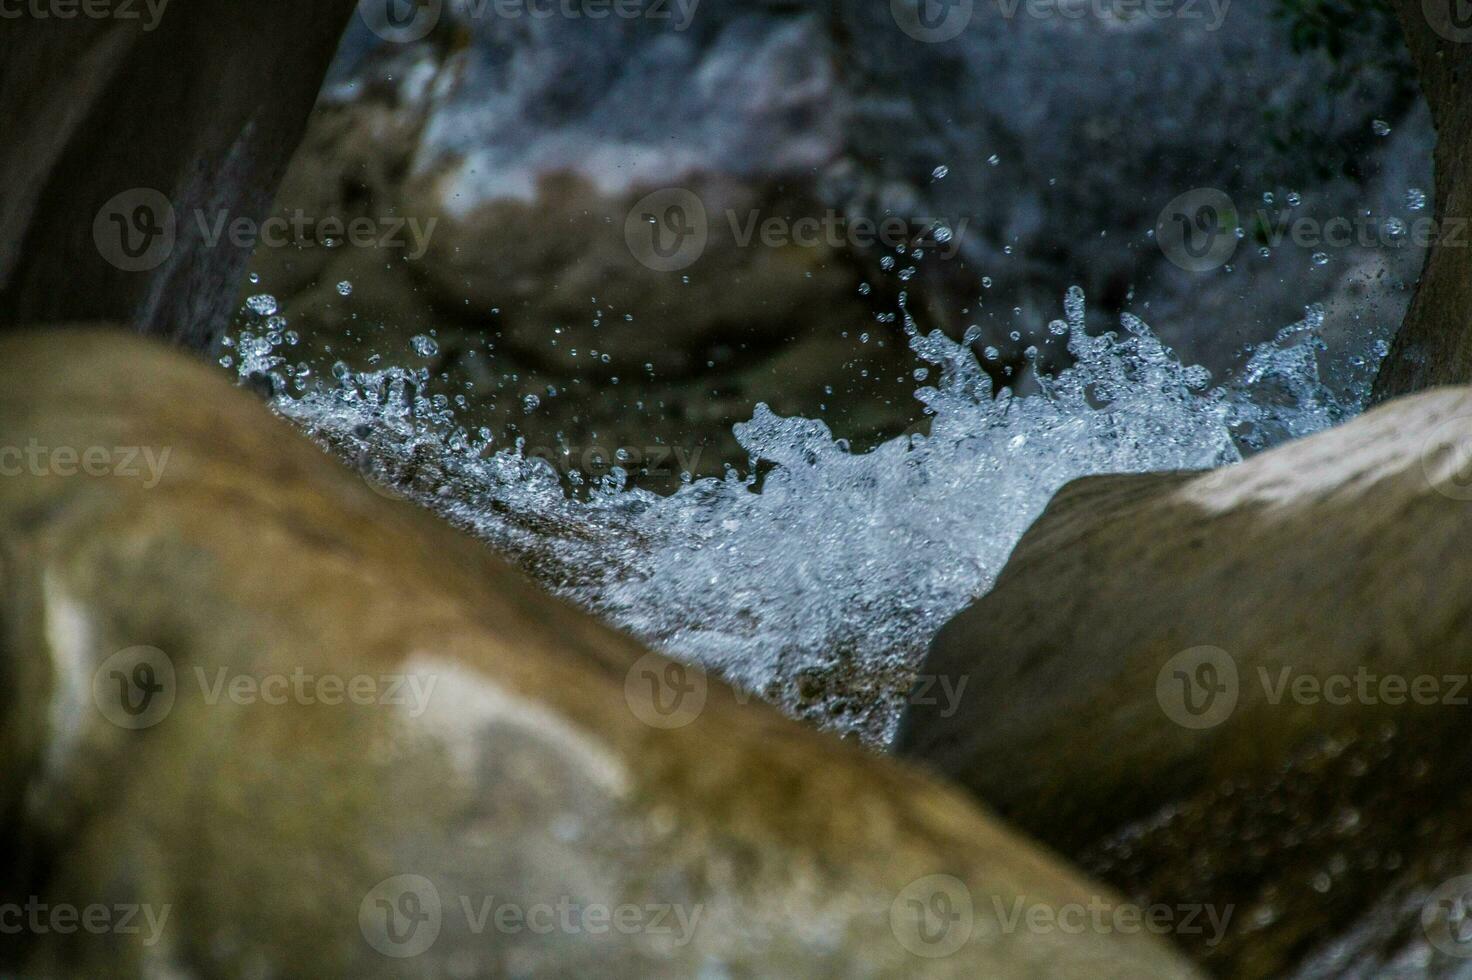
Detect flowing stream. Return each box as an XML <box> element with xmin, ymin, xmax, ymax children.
<box><xmin>227</xmin><ymin>283</ymin><xmax>1386</xmax><ymax>746</ymax></box>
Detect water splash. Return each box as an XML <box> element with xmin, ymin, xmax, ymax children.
<box><xmin>229</xmin><ymin>287</ymin><xmax>1377</xmax><ymax>746</ymax></box>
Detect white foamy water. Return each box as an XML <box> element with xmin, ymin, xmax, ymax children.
<box><xmin>228</xmin><ymin>287</ymin><xmax>1381</xmax><ymax>745</ymax></box>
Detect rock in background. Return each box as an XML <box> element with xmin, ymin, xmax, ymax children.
<box><xmin>238</xmin><ymin>0</ymin><xmax>1430</xmax><ymax>489</ymax></box>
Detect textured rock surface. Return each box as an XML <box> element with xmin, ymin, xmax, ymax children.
<box><xmin>899</xmin><ymin>386</ymin><xmax>1472</xmax><ymax>976</ymax></box>
<box><xmin>0</xmin><ymin>330</ymin><xmax>1201</xmax><ymax>978</ymax></box>
<box><xmin>0</xmin><ymin>0</ymin><xmax>357</xmax><ymax>347</ymax></box>
<box><xmin>1371</xmin><ymin>0</ymin><xmax>1472</xmax><ymax>401</ymax></box>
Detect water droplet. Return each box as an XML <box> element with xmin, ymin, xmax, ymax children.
<box><xmin>245</xmin><ymin>294</ymin><xmax>278</xmax><ymax>316</ymax></box>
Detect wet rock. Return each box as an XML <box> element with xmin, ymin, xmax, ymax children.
<box><xmin>898</xmin><ymin>387</ymin><xmax>1472</xmax><ymax>976</ymax></box>
<box><xmin>0</xmin><ymin>329</ymin><xmax>1200</xmax><ymax>978</ymax></box>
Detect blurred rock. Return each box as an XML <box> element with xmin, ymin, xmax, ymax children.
<box><xmin>898</xmin><ymin>386</ymin><xmax>1472</xmax><ymax>976</ymax></box>
<box><xmin>241</xmin><ymin>0</ymin><xmax>1430</xmax><ymax>489</ymax></box>
<box><xmin>0</xmin><ymin>329</ymin><xmax>1201</xmax><ymax>978</ymax></box>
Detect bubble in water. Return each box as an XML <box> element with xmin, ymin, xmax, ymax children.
<box><xmin>987</xmin><ymin>154</ymin><xmax>1000</xmax><ymax>166</ymax></box>
<box><xmin>1372</xmin><ymin>119</ymin><xmax>1391</xmax><ymax>136</ymax></box>
<box><xmin>522</xmin><ymin>393</ymin><xmax>541</xmax><ymax>413</ymax></box>
<box><xmin>1407</xmin><ymin>187</ymin><xmax>1427</xmax><ymax>211</ymax></box>
<box><xmin>931</xmin><ymin>165</ymin><xmax>949</xmax><ymax>180</ymax></box>
<box><xmin>1311</xmin><ymin>252</ymin><xmax>1330</xmax><ymax>267</ymax></box>
<box><xmin>1286</xmin><ymin>191</ymin><xmax>1302</xmax><ymax>207</ymax></box>
<box><xmin>337</xmin><ymin>281</ymin><xmax>354</xmax><ymax>296</ymax></box>
<box><xmin>245</xmin><ymin>294</ymin><xmax>278</xmax><ymax>316</ymax></box>
<box><xmin>410</xmin><ymin>334</ymin><xmax>439</xmax><ymax>358</ymax></box>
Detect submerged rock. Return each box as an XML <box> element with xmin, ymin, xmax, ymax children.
<box><xmin>0</xmin><ymin>330</ymin><xmax>1200</xmax><ymax>978</ymax></box>
<box><xmin>898</xmin><ymin>386</ymin><xmax>1472</xmax><ymax>976</ymax></box>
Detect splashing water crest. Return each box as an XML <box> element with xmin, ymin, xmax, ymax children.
<box><xmin>229</xmin><ymin>286</ymin><xmax>1375</xmax><ymax>745</ymax></box>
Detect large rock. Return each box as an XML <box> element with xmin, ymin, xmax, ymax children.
<box><xmin>0</xmin><ymin>0</ymin><xmax>357</xmax><ymax>347</ymax></box>
<box><xmin>898</xmin><ymin>387</ymin><xmax>1472</xmax><ymax>976</ymax></box>
<box><xmin>0</xmin><ymin>330</ymin><xmax>1200</xmax><ymax>978</ymax></box>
